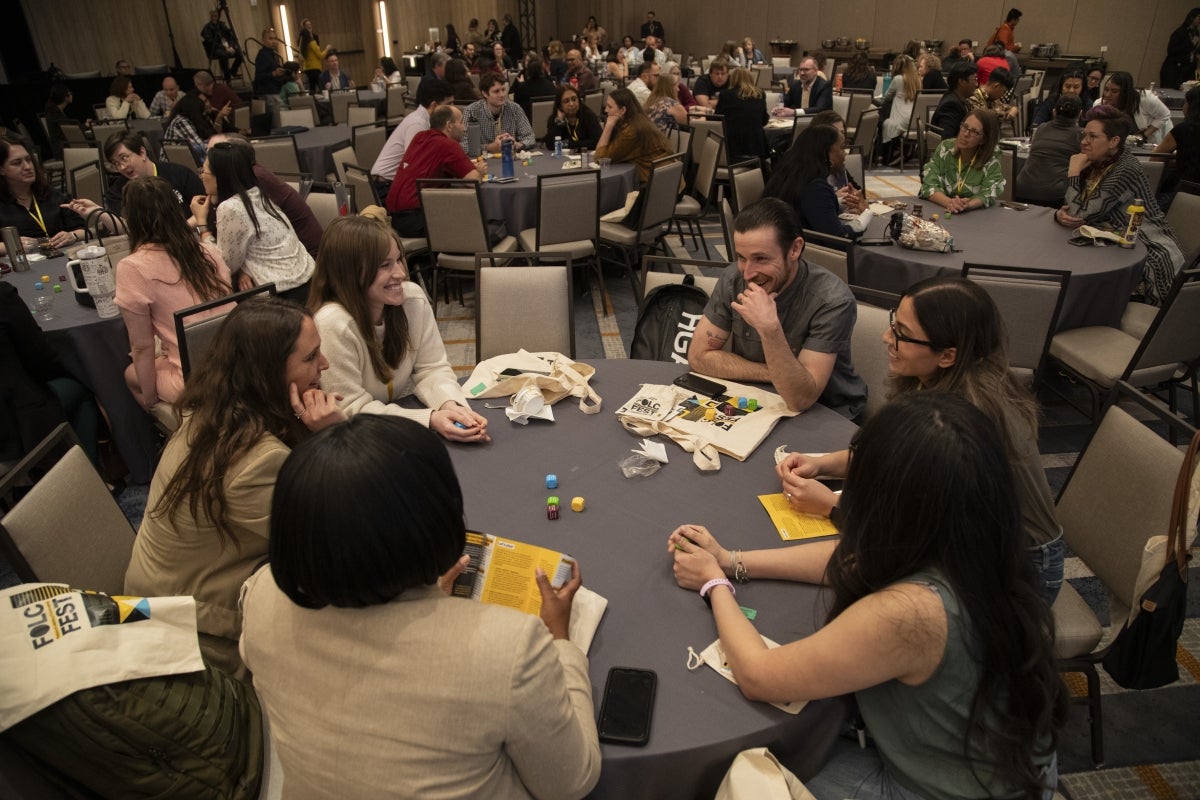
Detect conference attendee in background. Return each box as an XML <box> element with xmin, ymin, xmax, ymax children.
<box><xmin>546</xmin><ymin>83</ymin><xmax>603</xmax><ymax>149</ymax></box>
<box><xmin>445</xmin><ymin>58</ymin><xmax>480</xmax><ymax>103</ymax></box>
<box><xmin>1082</xmin><ymin>67</ymin><xmax>1105</xmax><ymax>107</ymax></box>
<box><xmin>644</xmin><ymin>72</ymin><xmax>688</xmax><ymax>136</ymax></box>
<box><xmin>164</xmin><ymin>93</ymin><xmax>216</xmax><ymax>167</ymax></box>
<box><xmin>694</xmin><ymin>57</ymin><xmax>732</xmax><ymax>109</ymax></box>
<box><xmin>149</xmin><ymin>76</ymin><xmax>181</xmax><ymax>117</ymax></box>
<box><xmin>1017</xmin><ymin>94</ymin><xmax>1084</xmax><ymax>207</ymax></box>
<box><xmin>840</xmin><ymin>51</ymin><xmax>877</xmax><ymax>92</ymax></box>
<box><xmin>299</xmin><ymin>18</ymin><xmax>332</xmax><ymax>91</ymax></box>
<box><xmin>878</xmin><ymin>55</ymin><xmax>920</xmax><ymax>165</ymax></box>
<box><xmin>974</xmin><ymin>44</ymin><xmax>1009</xmax><ymax>86</ymax></box>
<box><xmin>669</xmin><ymin>390</ymin><xmax>1066</xmax><ymax>799</ymax></box>
<box><xmin>0</xmin><ymin>134</ymin><xmax>85</xmax><ymax>255</ymax></box>
<box><xmin>193</xmin><ymin>69</ymin><xmax>243</xmax><ymax>133</ymax></box>
<box><xmin>65</xmin><ymin>130</ymin><xmax>204</xmax><ymax>223</ymax></box>
<box><xmin>500</xmin><ymin>13</ymin><xmax>523</xmax><ymax>64</ymax></box>
<box><xmin>1031</xmin><ymin>70</ymin><xmax>1085</xmax><ymax>128</ymax></box>
<box><xmin>1056</xmin><ymin>106</ymin><xmax>1185</xmax><ymax>306</ymax></box>
<box><xmin>418</xmin><ymin>52</ymin><xmax>449</xmax><ymax>95</ymax></box>
<box><xmin>42</xmin><ymin>83</ymin><xmax>77</xmax><ymax>160</ymax></box>
<box><xmin>596</xmin><ymin>88</ymin><xmax>673</xmax><ymax>183</ymax></box>
<box><xmin>717</xmin><ymin>68</ymin><xmax>770</xmax><ymax>164</ymax></box>
<box><xmin>919</xmin><ymin>53</ymin><xmax>948</xmax><ymax>91</ymax></box>
<box><xmin>808</xmin><ymin>110</ymin><xmax>868</xmax><ymax>212</ymax></box>
<box><xmin>740</xmin><ymin>37</ymin><xmax>767</xmax><ymax>66</ymax></box>
<box><xmin>443</xmin><ymin>23</ymin><xmax>461</xmax><ymax>55</ymax></box>
<box><xmin>279</xmin><ymin>61</ymin><xmax>304</xmax><ymax>106</ymax></box>
<box><xmin>115</xmin><ymin>59</ymin><xmax>135</xmax><ymax>77</ymax></box>
<box><xmin>191</xmin><ymin>141</ymin><xmax>315</xmax><ymax>302</ymax></box>
<box><xmin>201</xmin><ymin>9</ymin><xmax>243</xmax><ymax>83</ymax></box>
<box><xmin>765</xmin><ymin>124</ymin><xmax>871</xmax><ymax>243</ymax></box>
<box><xmin>462</xmin><ymin>73</ymin><xmax>537</xmax><ymax>153</ymax></box>
<box><xmin>932</xmin><ymin>62</ymin><xmax>979</xmax><ymax>141</ymax></box>
<box><xmin>512</xmin><ymin>59</ymin><xmax>556</xmax><ymax>121</ymax></box>
<box><xmin>1095</xmin><ymin>71</ymin><xmax>1174</xmax><ymax>145</ymax></box>
<box><xmin>253</xmin><ymin>28</ymin><xmax>288</xmax><ymax>97</ymax></box>
<box><xmin>372</xmin><ymin>79</ymin><xmax>455</xmax><ymax>191</ymax></box>
<box><xmin>641</xmin><ymin>10</ymin><xmax>664</xmax><ymax>43</ymax></box>
<box><xmin>106</xmin><ymin>75</ymin><xmax>151</xmax><ymax>120</ymax></box>
<box><xmin>968</xmin><ymin>66</ymin><xmax>1020</xmax><ymax>126</ymax></box>
<box><xmin>319</xmin><ymin>51</ymin><xmax>354</xmax><ymax>91</ymax></box>
<box><xmin>125</xmin><ymin>297</ymin><xmax>345</xmax><ymax>679</ymax></box>
<box><xmin>782</xmin><ymin>57</ymin><xmax>832</xmax><ymax>115</ymax></box>
<box><xmin>563</xmin><ymin>48</ymin><xmax>597</xmax><ymax>92</ymax></box>
<box><xmin>942</xmin><ymin>39</ymin><xmax>976</xmax><ymax>71</ymax></box>
<box><xmin>373</xmin><ymin>56</ymin><xmax>402</xmax><ymax>90</ymax></box>
<box><xmin>1153</xmin><ymin>84</ymin><xmax>1200</xmax><ymax>207</ymax></box>
<box><xmin>920</xmin><ymin>108</ymin><xmax>1005</xmax><ymax>213</ymax></box>
<box><xmin>240</xmin><ymin>414</ymin><xmax>599</xmax><ymax>796</ymax></box>
<box><xmin>309</xmin><ymin>216</ymin><xmax>489</xmax><ymax>441</ymax></box>
<box><xmin>115</xmin><ymin>176</ymin><xmax>233</xmax><ymax>410</ymax></box>
<box><xmin>1159</xmin><ymin>7</ymin><xmax>1200</xmax><ymax>89</ymax></box>
<box><xmin>582</xmin><ymin>15</ymin><xmax>608</xmax><ymax>50</ymax></box>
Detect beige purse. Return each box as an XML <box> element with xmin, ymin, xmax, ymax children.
<box><xmin>714</xmin><ymin>747</ymin><xmax>817</xmax><ymax>800</ymax></box>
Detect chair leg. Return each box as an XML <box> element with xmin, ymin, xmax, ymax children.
<box><xmin>592</xmin><ymin>255</ymin><xmax>611</xmax><ymax>316</ymax></box>
<box><xmin>1084</xmin><ymin>663</ymin><xmax>1105</xmax><ymax>768</ymax></box>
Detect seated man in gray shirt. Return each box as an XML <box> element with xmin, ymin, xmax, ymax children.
<box><xmin>688</xmin><ymin>198</ymin><xmax>866</xmax><ymax>418</ymax></box>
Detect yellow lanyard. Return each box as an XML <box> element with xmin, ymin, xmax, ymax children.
<box><xmin>1079</xmin><ymin>162</ymin><xmax>1114</xmax><ymax>204</ymax></box>
<box><xmin>26</xmin><ymin>197</ymin><xmax>47</xmax><ymax>234</ymax></box>
<box><xmin>954</xmin><ymin>153</ymin><xmax>976</xmax><ymax>196</ymax></box>
<box><xmin>387</xmin><ymin>380</ymin><xmax>394</xmax><ymax>402</ymax></box>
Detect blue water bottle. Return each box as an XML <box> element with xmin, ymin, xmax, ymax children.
<box><xmin>554</xmin><ymin>136</ymin><xmax>563</xmax><ymax>158</ymax></box>
<box><xmin>501</xmin><ymin>138</ymin><xmax>515</xmax><ymax>179</ymax></box>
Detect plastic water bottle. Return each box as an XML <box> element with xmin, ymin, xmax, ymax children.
<box><xmin>501</xmin><ymin>138</ymin><xmax>515</xmax><ymax>179</ymax></box>
<box><xmin>32</xmin><ymin>281</ymin><xmax>54</xmax><ymax>321</ymax></box>
<box><xmin>554</xmin><ymin>136</ymin><xmax>563</xmax><ymax>158</ymax></box>
<box><xmin>333</xmin><ymin>181</ymin><xmax>350</xmax><ymax>216</ymax></box>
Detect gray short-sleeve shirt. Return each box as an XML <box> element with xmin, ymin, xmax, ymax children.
<box><xmin>703</xmin><ymin>260</ymin><xmax>867</xmax><ymax>419</ymax></box>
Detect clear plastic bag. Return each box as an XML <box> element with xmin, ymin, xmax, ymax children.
<box><xmin>619</xmin><ymin>453</ymin><xmax>662</xmax><ymax>478</ymax></box>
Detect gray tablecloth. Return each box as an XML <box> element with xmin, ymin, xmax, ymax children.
<box><xmin>4</xmin><ymin>259</ymin><xmax>158</xmax><ymax>483</ymax></box>
<box><xmin>448</xmin><ymin>359</ymin><xmax>858</xmax><ymax>800</ymax></box>
<box><xmin>852</xmin><ymin>199</ymin><xmax>1144</xmax><ymax>330</ymax></box>
<box><xmin>477</xmin><ymin>157</ymin><xmax>637</xmax><ymax>236</ymax></box>
<box><xmin>294</xmin><ymin>124</ymin><xmax>352</xmax><ymax>179</ymax></box>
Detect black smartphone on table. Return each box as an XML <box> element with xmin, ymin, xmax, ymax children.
<box><xmin>673</xmin><ymin>372</ymin><xmax>726</xmax><ymax>398</ymax></box>
<box><xmin>597</xmin><ymin>667</ymin><xmax>657</xmax><ymax>746</ymax></box>
<box><xmin>857</xmin><ymin>237</ymin><xmax>894</xmax><ymax>246</ymax></box>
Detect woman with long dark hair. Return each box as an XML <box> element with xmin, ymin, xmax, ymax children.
<box><xmin>1056</xmin><ymin>105</ymin><xmax>1185</xmax><ymax>305</ymax></box>
<box><xmin>190</xmin><ymin>141</ymin><xmax>314</xmax><ymax>302</ymax></box>
<box><xmin>299</xmin><ymin>18</ymin><xmax>332</xmax><ymax>91</ymax></box>
<box><xmin>241</xmin><ymin>414</ymin><xmax>599</xmax><ymax>796</ymax></box>
<box><xmin>595</xmin><ymin>87</ymin><xmax>673</xmax><ymax>182</ymax></box>
<box><xmin>445</xmin><ymin>58</ymin><xmax>480</xmax><ymax>103</ymax></box>
<box><xmin>1153</xmin><ymin>84</ymin><xmax>1200</xmax><ymax>201</ymax></box>
<box><xmin>920</xmin><ymin>108</ymin><xmax>1005</xmax><ymax>212</ymax></box>
<box><xmin>309</xmin><ymin>216</ymin><xmax>489</xmax><ymax>443</ymax></box>
<box><xmin>669</xmin><ymin>390</ymin><xmax>1066</xmax><ymax>799</ymax></box>
<box><xmin>1159</xmin><ymin>7</ymin><xmax>1200</xmax><ymax>89</ymax></box>
<box><xmin>0</xmin><ymin>134</ymin><xmax>85</xmax><ymax>255</ymax></box>
<box><xmin>716</xmin><ymin>68</ymin><xmax>771</xmax><ymax>164</ymax></box>
<box><xmin>1095</xmin><ymin>71</ymin><xmax>1174</xmax><ymax>144</ymax></box>
<box><xmin>164</xmin><ymin>93</ymin><xmax>216</xmax><ymax>166</ymax></box>
<box><xmin>545</xmin><ymin>83</ymin><xmax>603</xmax><ymax>149</ymax></box>
<box><xmin>105</xmin><ymin>75</ymin><xmax>150</xmax><ymax>120</ymax></box>
<box><xmin>841</xmin><ymin>51</ymin><xmax>876</xmax><ymax>91</ymax></box>
<box><xmin>774</xmin><ymin>275</ymin><xmax>1065</xmax><ymax>604</ymax></box>
<box><xmin>125</xmin><ymin>297</ymin><xmax>345</xmax><ymax>677</ymax></box>
<box><xmin>764</xmin><ymin>124</ymin><xmax>871</xmax><ymax>242</ymax></box>
<box><xmin>443</xmin><ymin>23</ymin><xmax>460</xmax><ymax>55</ymax></box>
<box><xmin>115</xmin><ymin>176</ymin><xmax>232</xmax><ymax>409</ymax></box>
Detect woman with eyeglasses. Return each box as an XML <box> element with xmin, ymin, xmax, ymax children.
<box><xmin>0</xmin><ymin>134</ymin><xmax>86</xmax><ymax>255</ymax></box>
<box><xmin>190</xmin><ymin>141</ymin><xmax>315</xmax><ymax>304</ymax></box>
<box><xmin>1055</xmin><ymin>105</ymin><xmax>1185</xmax><ymax>306</ymax></box>
<box><xmin>668</xmin><ymin>390</ymin><xmax>1066</xmax><ymax>800</ymax></box>
<box><xmin>919</xmin><ymin>108</ymin><xmax>1004</xmax><ymax>213</ymax></box>
<box><xmin>115</xmin><ymin>176</ymin><xmax>232</xmax><ymax>410</ymax></box>
<box><xmin>771</xmin><ymin>276</ymin><xmax>1064</xmax><ymax>606</ymax></box>
<box><xmin>544</xmin><ymin>84</ymin><xmax>602</xmax><ymax>149</ymax></box>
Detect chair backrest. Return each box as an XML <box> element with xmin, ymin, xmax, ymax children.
<box><xmin>93</xmin><ymin>102</ymin><xmax>111</xmax><ymax>121</ymax></box>
<box><xmin>174</xmin><ymin>283</ymin><xmax>276</xmax><ymax>378</ymax></box>
<box><xmin>674</xmin><ymin>127</ymin><xmax>692</xmax><ymax>165</ymax></box>
<box><xmin>92</xmin><ymin>120</ymin><xmax>129</xmax><ymax>140</ymax></box>
<box><xmin>278</xmin><ymin>107</ymin><xmax>316</xmax><ymax>128</ymax></box>
<box><xmin>61</xmin><ymin>122</ymin><xmax>90</xmax><ymax>146</ymax></box>
<box><xmin>531</xmin><ymin>98</ymin><xmax>557</xmax><ymax>138</ymax></box>
<box><xmin>999</xmin><ymin>149</ymin><xmax>1015</xmax><ymax>201</ymax></box>
<box><xmin>1139</xmin><ymin>159</ymin><xmax>1165</xmax><ymax>195</ymax></box>
<box><xmin>70</xmin><ymin>161</ymin><xmax>104</xmax><ymax>205</ymax></box>
<box><xmin>233</xmin><ymin>105</ymin><xmax>250</xmax><ymax>132</ymax></box>
<box><xmin>1165</xmin><ymin>190</ymin><xmax>1200</xmax><ymax>263</ymax></box>
<box><xmin>343</xmin><ymin>164</ymin><xmax>379</xmax><ymax>213</ymax></box>
<box><xmin>288</xmin><ymin>94</ymin><xmax>316</xmax><ymax>112</ymax></box>
<box><xmin>419</xmin><ymin>180</ymin><xmax>489</xmax><ymax>255</ymax></box>
<box><xmin>845</xmin><ymin>90</ymin><xmax>874</xmax><ymax>134</ymax></box>
<box><xmin>251</xmin><ymin>136</ymin><xmax>301</xmax><ymax>176</ymax></box>
<box><xmin>251</xmin><ymin>98</ymin><xmax>266</xmax><ymax>117</ymax></box>
<box><xmin>1126</xmin><ymin>266</ymin><xmax>1200</xmax><ymax>380</ymax></box>
<box><xmin>406</xmin><ymin>75</ymin><xmax>421</xmax><ymax>98</ymax></box>
<box><xmin>790</xmin><ymin>114</ymin><xmax>813</xmax><ymax>144</ymax></box>
<box><xmin>330</xmin><ymin>90</ymin><xmax>356</xmax><ymax>125</ymax></box>
<box><xmin>305</xmin><ymin>191</ymin><xmax>342</xmax><ymax>229</ymax></box>
<box><xmin>845</xmin><ymin>153</ymin><xmax>865</xmax><ymax>191</ymax></box>
<box><xmin>583</xmin><ymin>89</ymin><xmax>604</xmax><ymax>117</ymax></box>
<box><xmin>476</xmin><ymin>257</ymin><xmax>575</xmax><ymax>359</ymax></box>
<box><xmin>831</xmin><ymin>93</ymin><xmax>850</xmax><ymax>121</ymax></box>
<box><xmin>730</xmin><ymin>162</ymin><xmax>764</xmax><ymax>213</ymax></box>
<box><xmin>0</xmin><ymin>426</ymin><xmax>135</xmax><ymax>595</ymax></box>
<box><xmin>346</xmin><ymin>105</ymin><xmax>376</xmax><ymax>128</ymax></box>
<box><xmin>907</xmin><ymin>93</ymin><xmax>943</xmax><ymax>139</ymax></box>
<box><xmin>633</xmin><ymin>155</ymin><xmax>686</xmax><ymax>232</ymax></box>
<box><xmin>534</xmin><ymin>171</ymin><xmax>599</xmax><ymax>248</ymax></box>
<box><xmin>642</xmin><ymin>256</ymin><xmax>723</xmax><ymax>298</ymax></box>
<box><xmin>851</xmin><ymin>107</ymin><xmax>880</xmax><ymax>163</ymax></box>
<box><xmin>962</xmin><ymin>263</ymin><xmax>1070</xmax><ymax>387</ymax></box>
<box><xmin>693</xmin><ymin>132</ymin><xmax>723</xmax><ymax>204</ymax></box>
<box><xmin>1056</xmin><ymin>386</ymin><xmax>1188</xmax><ymax>619</ymax></box>
<box><xmin>850</xmin><ymin>294</ymin><xmax>895</xmax><ymax>421</ymax></box>
<box><xmin>329</xmin><ymin>145</ymin><xmax>358</xmax><ymax>182</ymax></box>
<box><xmin>804</xmin><ymin>241</ymin><xmax>850</xmax><ymax>283</ymax></box>
<box><xmin>387</xmin><ymin>83</ymin><xmax>408</xmax><ymax>118</ymax></box>
<box><xmin>719</xmin><ymin>197</ymin><xmax>736</xmax><ymax>260</ymax></box>
<box><xmin>353</xmin><ymin>124</ymin><xmax>387</xmax><ymax>173</ymax></box>
<box><xmin>752</xmin><ymin>65</ymin><xmax>773</xmax><ymax>89</ymax></box>
<box><xmin>63</xmin><ymin>148</ymin><xmax>101</xmax><ymax>188</ymax></box>
<box><xmin>690</xmin><ymin>117</ymin><xmax>726</xmax><ymax>167</ymax></box>
<box><xmin>162</xmin><ymin>143</ymin><xmax>199</xmax><ymax>173</ymax></box>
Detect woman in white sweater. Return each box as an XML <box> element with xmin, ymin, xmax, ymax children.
<box><xmin>309</xmin><ymin>216</ymin><xmax>489</xmax><ymax>442</ymax></box>
<box><xmin>190</xmin><ymin>141</ymin><xmax>314</xmax><ymax>303</ymax></box>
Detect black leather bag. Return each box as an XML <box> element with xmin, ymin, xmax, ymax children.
<box><xmin>1101</xmin><ymin>427</ymin><xmax>1197</xmax><ymax>690</ymax></box>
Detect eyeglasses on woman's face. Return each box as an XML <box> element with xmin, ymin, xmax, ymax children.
<box><xmin>958</xmin><ymin>122</ymin><xmax>984</xmax><ymax>138</ymax></box>
<box><xmin>888</xmin><ymin>308</ymin><xmax>935</xmax><ymax>351</ymax></box>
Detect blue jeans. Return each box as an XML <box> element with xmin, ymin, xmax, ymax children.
<box><xmin>1029</xmin><ymin>533</ymin><xmax>1065</xmax><ymax>607</ymax></box>
<box><xmin>806</xmin><ymin>738</ymin><xmax>1059</xmax><ymax>799</ymax></box>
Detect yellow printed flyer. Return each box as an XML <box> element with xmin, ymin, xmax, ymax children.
<box><xmin>757</xmin><ymin>493</ymin><xmax>838</xmax><ymax>541</ymax></box>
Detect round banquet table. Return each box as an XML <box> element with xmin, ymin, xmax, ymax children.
<box><xmin>476</xmin><ymin>155</ymin><xmax>637</xmax><ymax>237</ymax></box>
<box><xmin>293</xmin><ymin>124</ymin><xmax>352</xmax><ymax>179</ymax></box>
<box><xmin>851</xmin><ymin>198</ymin><xmax>1145</xmax><ymax>331</ymax></box>
<box><xmin>3</xmin><ymin>258</ymin><xmax>158</xmax><ymax>483</ymax></box>
<box><xmin>447</xmin><ymin>358</ymin><xmax>857</xmax><ymax>800</ymax></box>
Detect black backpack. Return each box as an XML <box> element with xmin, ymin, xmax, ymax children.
<box><xmin>629</xmin><ymin>277</ymin><xmax>710</xmax><ymax>363</ymax></box>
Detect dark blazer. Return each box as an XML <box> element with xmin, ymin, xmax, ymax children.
<box><xmin>931</xmin><ymin>92</ymin><xmax>967</xmax><ymax>139</ymax></box>
<box><xmin>784</xmin><ymin>76</ymin><xmax>832</xmax><ymax>114</ymax></box>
